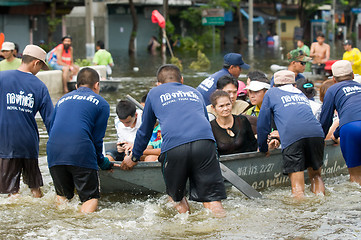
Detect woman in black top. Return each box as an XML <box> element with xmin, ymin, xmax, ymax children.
<box><xmin>210</xmin><ymin>90</ymin><xmax>258</xmax><ymax>155</ymax></box>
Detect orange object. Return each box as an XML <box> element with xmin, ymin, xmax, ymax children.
<box><xmin>0</xmin><ymin>33</ymin><xmax>4</xmax><ymax>49</ymax></box>
<box><xmin>151</xmin><ymin>10</ymin><xmax>165</xmax><ymax>29</ymax></box>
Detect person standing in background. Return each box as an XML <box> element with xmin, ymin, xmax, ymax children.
<box><xmin>342</xmin><ymin>40</ymin><xmax>361</xmax><ymax>75</ymax></box>
<box><xmin>310</xmin><ymin>33</ymin><xmax>330</xmax><ymax>75</ymax></box>
<box><xmin>0</xmin><ymin>42</ymin><xmax>22</xmax><ymax>71</ymax></box>
<box><xmin>93</xmin><ymin>40</ymin><xmax>114</xmax><ymax>76</ymax></box>
<box><xmin>296</xmin><ymin>40</ymin><xmax>311</xmax><ymax>72</ymax></box>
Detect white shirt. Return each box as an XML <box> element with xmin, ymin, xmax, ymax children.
<box><xmin>114</xmin><ymin>109</ymin><xmax>142</xmax><ymax>143</ymax></box>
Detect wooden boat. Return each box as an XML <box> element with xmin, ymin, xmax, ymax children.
<box><xmin>99</xmin><ymin>140</ymin><xmax>347</xmax><ymax>194</ymax></box>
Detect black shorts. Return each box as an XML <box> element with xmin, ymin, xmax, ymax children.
<box><xmin>105</xmin><ymin>150</ymin><xmax>125</xmax><ymax>161</ymax></box>
<box><xmin>0</xmin><ymin>158</ymin><xmax>43</xmax><ymax>194</ymax></box>
<box><xmin>158</xmin><ymin>140</ymin><xmax>227</xmax><ymax>202</ymax></box>
<box><xmin>49</xmin><ymin>165</ymin><xmax>100</xmax><ymax>202</ymax></box>
<box><xmin>282</xmin><ymin>137</ymin><xmax>324</xmax><ymax>175</ymax></box>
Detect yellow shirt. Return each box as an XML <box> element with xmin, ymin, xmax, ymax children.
<box><xmin>343</xmin><ymin>48</ymin><xmax>361</xmax><ymax>75</ymax></box>
<box><xmin>246</xmin><ymin>105</ymin><xmax>260</xmax><ymax>117</ymax></box>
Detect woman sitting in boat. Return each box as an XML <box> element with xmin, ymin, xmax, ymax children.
<box><xmin>210</xmin><ymin>90</ymin><xmax>258</xmax><ymax>155</ymax></box>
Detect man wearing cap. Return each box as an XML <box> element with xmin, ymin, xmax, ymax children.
<box><xmin>197</xmin><ymin>53</ymin><xmax>250</xmax><ymax>105</ymax></box>
<box><xmin>0</xmin><ymin>41</ymin><xmax>22</xmax><ymax>71</ymax></box>
<box><xmin>245</xmin><ymin>70</ymin><xmax>270</xmax><ymax>117</ymax></box>
<box><xmin>320</xmin><ymin>60</ymin><xmax>361</xmax><ymax>185</ymax></box>
<box><xmin>270</xmin><ymin>49</ymin><xmax>310</xmax><ymax>87</ymax></box>
<box><xmin>0</xmin><ymin>45</ymin><xmax>54</xmax><ymax>198</ymax></box>
<box><xmin>47</xmin><ymin>36</ymin><xmax>79</xmax><ymax>93</ymax></box>
<box><xmin>342</xmin><ymin>40</ymin><xmax>361</xmax><ymax>75</ymax></box>
<box><xmin>258</xmin><ymin>70</ymin><xmax>325</xmax><ymax>198</ymax></box>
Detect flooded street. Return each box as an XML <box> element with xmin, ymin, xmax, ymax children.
<box><xmin>3</xmin><ymin>43</ymin><xmax>360</xmax><ymax>239</ymax></box>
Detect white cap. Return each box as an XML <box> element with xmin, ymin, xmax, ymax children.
<box><xmin>1</xmin><ymin>42</ymin><xmax>15</xmax><ymax>51</ymax></box>
<box><xmin>245</xmin><ymin>81</ymin><xmax>270</xmax><ymax>91</ymax></box>
<box><xmin>332</xmin><ymin>60</ymin><xmax>353</xmax><ymax>77</ymax></box>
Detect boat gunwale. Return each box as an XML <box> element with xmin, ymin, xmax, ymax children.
<box><xmin>105</xmin><ymin>139</ymin><xmax>337</xmax><ymax>170</ymax></box>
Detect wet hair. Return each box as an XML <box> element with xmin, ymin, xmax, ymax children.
<box><xmin>296</xmin><ymin>78</ymin><xmax>317</xmax><ymax>99</ymax></box>
<box><xmin>319</xmin><ymin>79</ymin><xmax>336</xmax><ymax>102</ymax></box>
<box><xmin>76</xmin><ymin>67</ymin><xmax>100</xmax><ymax>88</ymax></box>
<box><xmin>216</xmin><ymin>75</ymin><xmax>239</xmax><ymax>90</ymax></box>
<box><xmin>210</xmin><ymin>90</ymin><xmax>231</xmax><ymax>107</ymax></box>
<box><xmin>116</xmin><ymin>100</ymin><xmax>136</xmax><ymax>120</ymax></box>
<box><xmin>247</xmin><ymin>70</ymin><xmax>269</xmax><ymax>83</ymax></box>
<box><xmin>62</xmin><ymin>35</ymin><xmax>72</xmax><ymax>41</ymax></box>
<box><xmin>96</xmin><ymin>40</ymin><xmax>105</xmax><ymax>49</ymax></box>
<box><xmin>317</xmin><ymin>32</ymin><xmax>325</xmax><ymax>38</ymax></box>
<box><xmin>334</xmin><ymin>73</ymin><xmax>353</xmax><ymax>82</ymax></box>
<box><xmin>14</xmin><ymin>43</ymin><xmax>19</xmax><ymax>53</ymax></box>
<box><xmin>156</xmin><ymin>64</ymin><xmax>182</xmax><ymax>83</ymax></box>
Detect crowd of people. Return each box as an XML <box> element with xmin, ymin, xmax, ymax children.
<box><xmin>1</xmin><ymin>35</ymin><xmax>361</xmax><ymax>217</ymax></box>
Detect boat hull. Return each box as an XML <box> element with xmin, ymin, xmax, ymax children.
<box><xmin>100</xmin><ymin>140</ymin><xmax>347</xmax><ymax>194</ymax></box>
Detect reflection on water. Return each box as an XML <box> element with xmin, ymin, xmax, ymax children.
<box><xmin>23</xmin><ymin>43</ymin><xmax>359</xmax><ymax>239</ymax></box>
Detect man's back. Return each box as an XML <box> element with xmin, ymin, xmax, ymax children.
<box><xmin>47</xmin><ymin>87</ymin><xmax>109</xmax><ymax>170</ymax></box>
<box><xmin>258</xmin><ymin>85</ymin><xmax>324</xmax><ymax>152</ymax></box>
<box><xmin>93</xmin><ymin>49</ymin><xmax>113</xmax><ymax>66</ymax></box>
<box><xmin>133</xmin><ymin>82</ymin><xmax>215</xmax><ymax>156</ymax></box>
<box><xmin>196</xmin><ymin>68</ymin><xmax>230</xmax><ymax>105</ymax></box>
<box><xmin>0</xmin><ymin>70</ymin><xmax>53</xmax><ymax>158</ymax></box>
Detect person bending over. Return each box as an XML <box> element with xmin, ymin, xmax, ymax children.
<box><xmin>47</xmin><ymin>67</ymin><xmax>118</xmax><ymax>213</ymax></box>
<box><xmin>258</xmin><ymin>70</ymin><xmax>325</xmax><ymax>199</ymax></box>
<box><xmin>121</xmin><ymin>64</ymin><xmax>227</xmax><ymax>217</ymax></box>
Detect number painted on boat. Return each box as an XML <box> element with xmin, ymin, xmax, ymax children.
<box><xmin>237</xmin><ymin>163</ymin><xmax>274</xmax><ymax>176</ymax></box>
<box><xmin>259</xmin><ymin>163</ymin><xmax>274</xmax><ymax>173</ymax></box>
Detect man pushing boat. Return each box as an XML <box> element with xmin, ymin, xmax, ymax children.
<box><xmin>121</xmin><ymin>64</ymin><xmax>227</xmax><ymax>217</ymax></box>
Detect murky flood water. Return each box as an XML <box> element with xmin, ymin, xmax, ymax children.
<box><xmin>3</xmin><ymin>43</ymin><xmax>360</xmax><ymax>239</ymax></box>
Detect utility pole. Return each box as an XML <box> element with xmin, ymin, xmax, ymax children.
<box><xmin>248</xmin><ymin>0</ymin><xmax>253</xmax><ymax>47</ymax></box>
<box><xmin>85</xmin><ymin>0</ymin><xmax>95</xmax><ymax>59</ymax></box>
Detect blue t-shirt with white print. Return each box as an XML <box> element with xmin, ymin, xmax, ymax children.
<box><xmin>196</xmin><ymin>68</ymin><xmax>231</xmax><ymax>105</ymax></box>
<box><xmin>132</xmin><ymin>82</ymin><xmax>215</xmax><ymax>160</ymax></box>
<box><xmin>257</xmin><ymin>85</ymin><xmax>324</xmax><ymax>152</ymax></box>
<box><xmin>320</xmin><ymin>80</ymin><xmax>361</xmax><ymax>138</ymax></box>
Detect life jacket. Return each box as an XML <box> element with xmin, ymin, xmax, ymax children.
<box><xmin>46</xmin><ymin>44</ymin><xmax>72</xmax><ymax>65</ymax></box>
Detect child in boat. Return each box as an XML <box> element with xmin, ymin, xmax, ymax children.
<box><xmin>320</xmin><ymin>60</ymin><xmax>361</xmax><ymax>185</ymax></box>
<box><xmin>105</xmin><ymin>99</ymin><xmax>161</xmax><ymax>162</ymax></box>
<box><xmin>210</xmin><ymin>90</ymin><xmax>257</xmax><ymax>155</ymax></box>
<box><xmin>295</xmin><ymin>78</ymin><xmax>322</xmax><ymax>119</ymax></box>
<box><xmin>257</xmin><ymin>70</ymin><xmax>325</xmax><ymax>198</ymax></box>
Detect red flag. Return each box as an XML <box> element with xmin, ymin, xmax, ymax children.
<box><xmin>151</xmin><ymin>10</ymin><xmax>165</xmax><ymax>29</ymax></box>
